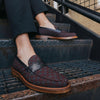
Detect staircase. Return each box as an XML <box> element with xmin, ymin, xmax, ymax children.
<box><xmin>0</xmin><ymin>10</ymin><xmax>100</xmax><ymax>100</ymax></box>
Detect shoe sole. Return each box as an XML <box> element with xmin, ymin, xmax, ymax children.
<box><xmin>35</xmin><ymin>35</ymin><xmax>78</xmax><ymax>40</ymax></box>
<box><xmin>11</xmin><ymin>67</ymin><xmax>71</xmax><ymax>94</ymax></box>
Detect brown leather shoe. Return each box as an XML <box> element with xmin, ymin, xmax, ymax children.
<box><xmin>35</xmin><ymin>27</ymin><xmax>78</xmax><ymax>40</ymax></box>
<box><xmin>12</xmin><ymin>55</ymin><xmax>71</xmax><ymax>94</ymax></box>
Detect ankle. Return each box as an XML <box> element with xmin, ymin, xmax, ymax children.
<box><xmin>17</xmin><ymin>46</ymin><xmax>36</xmax><ymax>56</ymax></box>
<box><xmin>17</xmin><ymin>47</ymin><xmax>36</xmax><ymax>66</ymax></box>
<box><xmin>15</xmin><ymin>33</ymin><xmax>36</xmax><ymax>66</ymax></box>
<box><xmin>39</xmin><ymin>20</ymin><xmax>49</xmax><ymax>26</ymax></box>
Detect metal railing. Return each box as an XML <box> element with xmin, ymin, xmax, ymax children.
<box><xmin>69</xmin><ymin>0</ymin><xmax>100</xmax><ymax>11</ymax></box>
<box><xmin>43</xmin><ymin>0</ymin><xmax>100</xmax><ymax>11</ymax></box>
<box><xmin>43</xmin><ymin>0</ymin><xmax>100</xmax><ymax>23</ymax></box>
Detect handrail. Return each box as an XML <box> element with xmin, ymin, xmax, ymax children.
<box><xmin>48</xmin><ymin>0</ymin><xmax>100</xmax><ymax>23</ymax></box>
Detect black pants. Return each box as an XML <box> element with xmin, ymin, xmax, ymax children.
<box><xmin>4</xmin><ymin>0</ymin><xmax>48</xmax><ymax>38</ymax></box>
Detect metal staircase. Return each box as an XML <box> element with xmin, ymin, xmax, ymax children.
<box><xmin>0</xmin><ymin>0</ymin><xmax>100</xmax><ymax>100</ymax></box>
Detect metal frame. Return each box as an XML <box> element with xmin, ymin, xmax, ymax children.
<box><xmin>44</xmin><ymin>0</ymin><xmax>100</xmax><ymax>23</ymax></box>
<box><xmin>69</xmin><ymin>0</ymin><xmax>100</xmax><ymax>10</ymax></box>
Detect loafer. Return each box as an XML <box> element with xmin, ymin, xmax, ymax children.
<box><xmin>35</xmin><ymin>27</ymin><xmax>78</xmax><ymax>40</ymax></box>
<box><xmin>12</xmin><ymin>55</ymin><xmax>71</xmax><ymax>94</ymax></box>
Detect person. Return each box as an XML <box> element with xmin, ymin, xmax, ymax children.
<box><xmin>4</xmin><ymin>0</ymin><xmax>77</xmax><ymax>94</ymax></box>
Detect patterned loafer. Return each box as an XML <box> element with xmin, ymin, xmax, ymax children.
<box><xmin>35</xmin><ymin>27</ymin><xmax>78</xmax><ymax>40</ymax></box>
<box><xmin>12</xmin><ymin>55</ymin><xmax>71</xmax><ymax>94</ymax></box>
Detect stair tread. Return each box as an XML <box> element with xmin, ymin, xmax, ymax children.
<box><xmin>48</xmin><ymin>60</ymin><xmax>100</xmax><ymax>79</ymax></box>
<box><xmin>0</xmin><ymin>60</ymin><xmax>100</xmax><ymax>95</ymax></box>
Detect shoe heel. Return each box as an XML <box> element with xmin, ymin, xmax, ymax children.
<box><xmin>35</xmin><ymin>35</ymin><xmax>49</xmax><ymax>41</ymax></box>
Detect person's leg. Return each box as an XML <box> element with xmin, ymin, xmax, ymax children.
<box><xmin>30</xmin><ymin>0</ymin><xmax>55</xmax><ymax>29</ymax></box>
<box><xmin>4</xmin><ymin>0</ymin><xmax>71</xmax><ymax>93</ymax></box>
<box><xmin>4</xmin><ymin>0</ymin><xmax>37</xmax><ymax>38</ymax></box>
<box><xmin>30</xmin><ymin>0</ymin><xmax>77</xmax><ymax>40</ymax></box>
<box><xmin>35</xmin><ymin>13</ymin><xmax>55</xmax><ymax>29</ymax></box>
<box><xmin>4</xmin><ymin>0</ymin><xmax>37</xmax><ymax>66</ymax></box>
<box><xmin>16</xmin><ymin>33</ymin><xmax>36</xmax><ymax>66</ymax></box>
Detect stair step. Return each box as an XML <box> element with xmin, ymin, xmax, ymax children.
<box><xmin>52</xmin><ymin>22</ymin><xmax>70</xmax><ymax>32</ymax></box>
<box><xmin>46</xmin><ymin>13</ymin><xmax>56</xmax><ymax>22</ymax></box>
<box><xmin>32</xmin><ymin>39</ymin><xmax>92</xmax><ymax>63</ymax></box>
<box><xmin>0</xmin><ymin>19</ymin><xmax>12</xmax><ymax>38</ymax></box>
<box><xmin>49</xmin><ymin>60</ymin><xmax>100</xmax><ymax>79</ymax></box>
<box><xmin>0</xmin><ymin>39</ymin><xmax>92</xmax><ymax>68</ymax></box>
<box><xmin>0</xmin><ymin>60</ymin><xmax>100</xmax><ymax>95</ymax></box>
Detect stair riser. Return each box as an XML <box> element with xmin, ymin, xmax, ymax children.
<box><xmin>0</xmin><ymin>39</ymin><xmax>92</xmax><ymax>68</ymax></box>
<box><xmin>0</xmin><ymin>47</ymin><xmax>16</xmax><ymax>68</ymax></box>
<box><xmin>34</xmin><ymin>44</ymin><xmax>91</xmax><ymax>63</ymax></box>
<box><xmin>0</xmin><ymin>19</ymin><xmax>12</xmax><ymax>38</ymax></box>
<box><xmin>46</xmin><ymin>13</ymin><xmax>56</xmax><ymax>22</ymax></box>
<box><xmin>52</xmin><ymin>22</ymin><xmax>70</xmax><ymax>32</ymax></box>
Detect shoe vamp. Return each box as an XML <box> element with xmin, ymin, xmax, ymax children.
<box><xmin>25</xmin><ymin>72</ymin><xmax>67</xmax><ymax>87</ymax></box>
<box><xmin>34</xmin><ymin>66</ymin><xmax>67</xmax><ymax>82</ymax></box>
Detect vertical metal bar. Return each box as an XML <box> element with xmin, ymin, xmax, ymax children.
<box><xmin>89</xmin><ymin>0</ymin><xmax>90</xmax><ymax>9</ymax></box>
<box><xmin>94</xmin><ymin>0</ymin><xmax>96</xmax><ymax>10</ymax></box>
<box><xmin>84</xmin><ymin>0</ymin><xmax>85</xmax><ymax>7</ymax></box>
<box><xmin>61</xmin><ymin>0</ymin><xmax>66</xmax><ymax>14</ymax></box>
